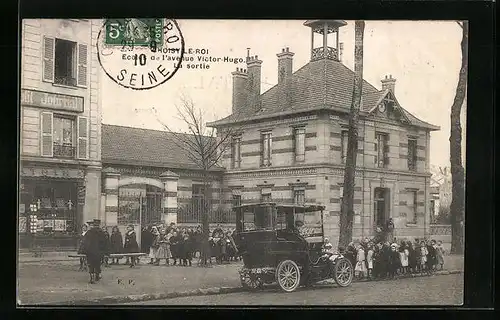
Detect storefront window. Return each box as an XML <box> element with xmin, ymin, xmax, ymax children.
<box><xmin>20</xmin><ymin>179</ymin><xmax>78</xmax><ymax>235</ymax></box>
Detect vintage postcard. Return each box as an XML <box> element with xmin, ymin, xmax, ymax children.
<box><xmin>18</xmin><ymin>19</ymin><xmax>466</xmax><ymax>306</ymax></box>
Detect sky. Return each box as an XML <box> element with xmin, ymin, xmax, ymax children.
<box><xmin>101</xmin><ymin>20</ymin><xmax>466</xmax><ymax>168</ymax></box>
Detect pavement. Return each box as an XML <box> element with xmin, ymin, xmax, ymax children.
<box><xmin>128</xmin><ymin>273</ymin><xmax>463</xmax><ymax>305</ymax></box>
<box><xmin>17</xmin><ymin>255</ymin><xmax>464</xmax><ymax>306</ymax></box>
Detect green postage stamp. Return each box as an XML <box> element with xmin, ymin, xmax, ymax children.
<box><xmin>105</xmin><ymin>18</ymin><xmax>164</xmax><ymax>47</ymax></box>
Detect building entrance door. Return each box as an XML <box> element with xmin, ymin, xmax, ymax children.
<box><xmin>374</xmin><ymin>187</ymin><xmax>390</xmax><ymax>228</ymax></box>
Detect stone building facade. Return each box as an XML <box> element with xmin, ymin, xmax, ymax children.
<box><xmin>209</xmin><ymin>20</ymin><xmax>440</xmax><ymax>247</ymax></box>
<box><xmin>19</xmin><ymin>19</ymin><xmax>103</xmax><ymax>248</ymax></box>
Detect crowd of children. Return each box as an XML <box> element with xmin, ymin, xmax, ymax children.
<box><xmin>78</xmin><ymin>222</ymin><xmax>240</xmax><ymax>269</ymax></box>
<box><xmin>342</xmin><ymin>238</ymin><xmax>446</xmax><ymax>280</ymax></box>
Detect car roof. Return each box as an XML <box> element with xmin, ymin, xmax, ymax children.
<box><xmin>233</xmin><ymin>202</ymin><xmax>325</xmax><ymax>213</ymax></box>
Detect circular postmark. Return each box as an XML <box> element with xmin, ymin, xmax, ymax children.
<box><xmin>97</xmin><ymin>18</ymin><xmax>185</xmax><ymax>90</ymax></box>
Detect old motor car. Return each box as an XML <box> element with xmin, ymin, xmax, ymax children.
<box><xmin>234</xmin><ymin>203</ymin><xmax>354</xmax><ymax>292</ymax></box>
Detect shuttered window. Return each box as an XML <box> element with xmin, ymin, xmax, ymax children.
<box><xmin>41</xmin><ymin>112</ymin><xmax>53</xmax><ymax>156</ymax></box>
<box><xmin>77</xmin><ymin>116</ymin><xmax>89</xmax><ymax>159</ymax></box>
<box><xmin>43</xmin><ymin>36</ymin><xmax>87</xmax><ymax>88</ymax></box>
<box><xmin>77</xmin><ymin>43</ymin><xmax>88</xmax><ymax>87</ymax></box>
<box><xmin>294</xmin><ymin>127</ymin><xmax>305</xmax><ymax>162</ymax></box>
<box><xmin>42</xmin><ymin>36</ymin><xmax>55</xmax><ymax>82</ymax></box>
<box><xmin>341</xmin><ymin>130</ymin><xmax>348</xmax><ymax>163</ymax></box>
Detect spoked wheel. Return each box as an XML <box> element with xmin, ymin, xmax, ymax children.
<box><xmin>275</xmin><ymin>260</ymin><xmax>301</xmax><ymax>293</ymax></box>
<box><xmin>240</xmin><ymin>272</ymin><xmax>264</xmax><ymax>291</ymax></box>
<box><xmin>333</xmin><ymin>257</ymin><xmax>353</xmax><ymax>287</ymax></box>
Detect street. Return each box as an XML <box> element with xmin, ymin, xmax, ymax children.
<box><xmin>122</xmin><ymin>274</ymin><xmax>463</xmax><ymax>306</ymax></box>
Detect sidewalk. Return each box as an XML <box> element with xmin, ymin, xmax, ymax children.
<box><xmin>17</xmin><ymin>255</ymin><xmax>464</xmax><ymax>305</ymax></box>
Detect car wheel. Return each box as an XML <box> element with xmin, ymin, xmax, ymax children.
<box><xmin>334</xmin><ymin>257</ymin><xmax>353</xmax><ymax>287</ymax></box>
<box><xmin>275</xmin><ymin>260</ymin><xmax>301</xmax><ymax>293</ymax></box>
<box><xmin>240</xmin><ymin>272</ymin><xmax>264</xmax><ymax>291</ymax></box>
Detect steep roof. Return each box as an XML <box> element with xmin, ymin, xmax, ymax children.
<box><xmin>209</xmin><ymin>59</ymin><xmax>439</xmax><ymax>130</ymax></box>
<box><xmin>102</xmin><ymin>124</ymin><xmax>224</xmax><ymax>171</ymax></box>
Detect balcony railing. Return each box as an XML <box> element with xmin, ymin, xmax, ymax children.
<box><xmin>54</xmin><ymin>76</ymin><xmax>77</xmax><ymax>87</ymax></box>
<box><xmin>53</xmin><ymin>143</ymin><xmax>76</xmax><ymax>158</ymax></box>
<box><xmin>311</xmin><ymin>46</ymin><xmax>338</xmax><ymax>61</ymax></box>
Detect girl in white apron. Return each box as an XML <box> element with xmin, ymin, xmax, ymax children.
<box><xmin>355</xmin><ymin>244</ymin><xmax>367</xmax><ymax>280</ymax></box>
<box><xmin>366</xmin><ymin>243</ymin><xmax>374</xmax><ymax>280</ymax></box>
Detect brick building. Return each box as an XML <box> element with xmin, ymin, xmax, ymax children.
<box><xmin>208</xmin><ymin>20</ymin><xmax>440</xmax><ymax>247</ymax></box>
<box><xmin>19</xmin><ymin>19</ymin><xmax>103</xmax><ymax>248</ymax></box>
<box><xmin>100</xmin><ymin>125</ymin><xmax>225</xmax><ymax>244</ymax></box>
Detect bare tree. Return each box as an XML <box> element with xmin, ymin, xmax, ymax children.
<box><xmin>339</xmin><ymin>20</ymin><xmax>365</xmax><ymax>248</ymax></box>
<box><xmin>152</xmin><ymin>94</ymin><xmax>237</xmax><ymax>266</ymax></box>
<box><xmin>449</xmin><ymin>21</ymin><xmax>467</xmax><ymax>254</ymax></box>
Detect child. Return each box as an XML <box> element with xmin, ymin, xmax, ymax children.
<box><xmin>110</xmin><ymin>226</ymin><xmax>123</xmax><ymax>265</ymax></box>
<box><xmin>355</xmin><ymin>243</ymin><xmax>367</xmax><ymax>280</ymax></box>
<box><xmin>155</xmin><ymin>228</ymin><xmax>171</xmax><ymax>266</ymax></box>
<box><xmin>399</xmin><ymin>240</ymin><xmax>409</xmax><ymax>275</ymax></box>
<box><xmin>388</xmin><ymin>243</ymin><xmax>400</xmax><ymax>279</ymax></box>
<box><xmin>419</xmin><ymin>240</ymin><xmax>428</xmax><ymax>274</ymax></box>
<box><xmin>149</xmin><ymin>226</ymin><xmax>160</xmax><ymax>265</ymax></box>
<box><xmin>366</xmin><ymin>242</ymin><xmax>374</xmax><ymax>280</ymax></box>
<box><xmin>426</xmin><ymin>239</ymin><xmax>437</xmax><ymax>274</ymax></box>
<box><xmin>77</xmin><ymin>223</ymin><xmax>89</xmax><ymax>271</ymax></box>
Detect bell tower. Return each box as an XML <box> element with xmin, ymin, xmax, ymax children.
<box><xmin>303</xmin><ymin>20</ymin><xmax>347</xmax><ymax>62</ymax></box>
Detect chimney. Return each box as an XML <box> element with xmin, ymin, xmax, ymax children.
<box><xmin>276</xmin><ymin>47</ymin><xmax>294</xmax><ymax>108</ymax></box>
<box><xmin>231</xmin><ymin>68</ymin><xmax>248</xmax><ymax>114</ymax></box>
<box><xmin>381</xmin><ymin>74</ymin><xmax>396</xmax><ymax>94</ymax></box>
<box><xmin>246</xmin><ymin>55</ymin><xmax>263</xmax><ymax>112</ymax></box>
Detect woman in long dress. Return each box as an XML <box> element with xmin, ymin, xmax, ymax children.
<box><xmin>155</xmin><ymin>228</ymin><xmax>172</xmax><ymax>266</ymax></box>
<box><xmin>123</xmin><ymin>225</ymin><xmax>139</xmax><ymax>267</ymax></box>
<box><xmin>110</xmin><ymin>226</ymin><xmax>123</xmax><ymax>265</ymax></box>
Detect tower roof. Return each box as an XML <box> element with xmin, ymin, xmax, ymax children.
<box><xmin>304</xmin><ymin>20</ymin><xmax>347</xmax><ymax>32</ymax></box>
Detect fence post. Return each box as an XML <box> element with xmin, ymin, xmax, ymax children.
<box><xmin>103</xmin><ymin>167</ymin><xmax>120</xmax><ymax>226</ymax></box>
<box><xmin>160</xmin><ymin>171</ymin><xmax>179</xmax><ymax>225</ymax></box>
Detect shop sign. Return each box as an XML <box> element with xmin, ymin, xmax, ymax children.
<box><xmin>21</xmin><ymin>167</ymin><xmax>85</xmax><ymax>179</ymax></box>
<box><xmin>77</xmin><ymin>186</ymin><xmax>86</xmax><ymax>205</ymax></box>
<box><xmin>21</xmin><ymin>89</ymin><xmax>84</xmax><ymax>113</ymax></box>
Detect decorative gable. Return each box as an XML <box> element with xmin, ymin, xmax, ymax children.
<box><xmin>368</xmin><ymin>90</ymin><xmax>411</xmax><ymax>125</ymax></box>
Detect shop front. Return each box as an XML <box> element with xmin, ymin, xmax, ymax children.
<box><xmin>19</xmin><ymin>163</ymin><xmax>86</xmax><ymax>250</ymax></box>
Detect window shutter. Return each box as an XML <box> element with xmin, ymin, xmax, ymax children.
<box><xmin>384</xmin><ymin>144</ymin><xmax>390</xmax><ymax>153</ymax></box>
<box><xmin>40</xmin><ymin>112</ymin><xmax>53</xmax><ymax>156</ymax></box>
<box><xmin>77</xmin><ymin>43</ymin><xmax>88</xmax><ymax>87</ymax></box>
<box><xmin>268</xmin><ymin>135</ymin><xmax>272</xmax><ymax>166</ymax></box>
<box><xmin>374</xmin><ymin>141</ymin><xmax>378</xmax><ymax>152</ymax></box>
<box><xmin>77</xmin><ymin>116</ymin><xmax>89</xmax><ymax>159</ymax></box>
<box><xmin>42</xmin><ymin>36</ymin><xmax>55</xmax><ymax>83</ymax></box>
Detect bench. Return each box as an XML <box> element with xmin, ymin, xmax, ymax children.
<box><xmin>68</xmin><ymin>253</ymin><xmax>148</xmax><ymax>270</ymax></box>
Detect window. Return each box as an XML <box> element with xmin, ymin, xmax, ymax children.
<box><xmin>231</xmin><ymin>136</ymin><xmax>241</xmax><ymax>169</ymax></box>
<box><xmin>192</xmin><ymin>184</ymin><xmax>205</xmax><ymax>216</ymax></box>
<box><xmin>232</xmin><ymin>195</ymin><xmax>241</xmax><ymax>207</ymax></box>
<box><xmin>54</xmin><ymin>39</ymin><xmax>77</xmax><ymax>86</ymax></box>
<box><xmin>407</xmin><ymin>190</ymin><xmax>418</xmax><ymax>224</ymax></box>
<box><xmin>294</xmin><ymin>127</ymin><xmax>305</xmax><ymax>162</ymax></box>
<box><xmin>261</xmin><ymin>132</ymin><xmax>272</xmax><ymax>167</ymax></box>
<box><xmin>43</xmin><ymin>36</ymin><xmax>87</xmax><ymax>87</ymax></box>
<box><xmin>408</xmin><ymin>139</ymin><xmax>417</xmax><ymax>171</ymax></box>
<box><xmin>294</xmin><ymin>189</ymin><xmax>305</xmax><ymax>205</ymax></box>
<box><xmin>53</xmin><ymin>116</ymin><xmax>75</xmax><ymax>158</ymax></box>
<box><xmin>341</xmin><ymin>130</ymin><xmax>349</xmax><ymax>163</ymax></box>
<box><xmin>375</xmin><ymin>132</ymin><xmax>389</xmax><ymax>168</ymax></box>
<box><xmin>40</xmin><ymin>112</ymin><xmax>88</xmax><ymax>159</ymax></box>
<box><xmin>262</xmin><ymin>193</ymin><xmax>271</xmax><ymax>203</ymax></box>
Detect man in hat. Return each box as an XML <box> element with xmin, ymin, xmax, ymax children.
<box><xmin>81</xmin><ymin>219</ymin><xmax>107</xmax><ymax>284</ymax></box>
